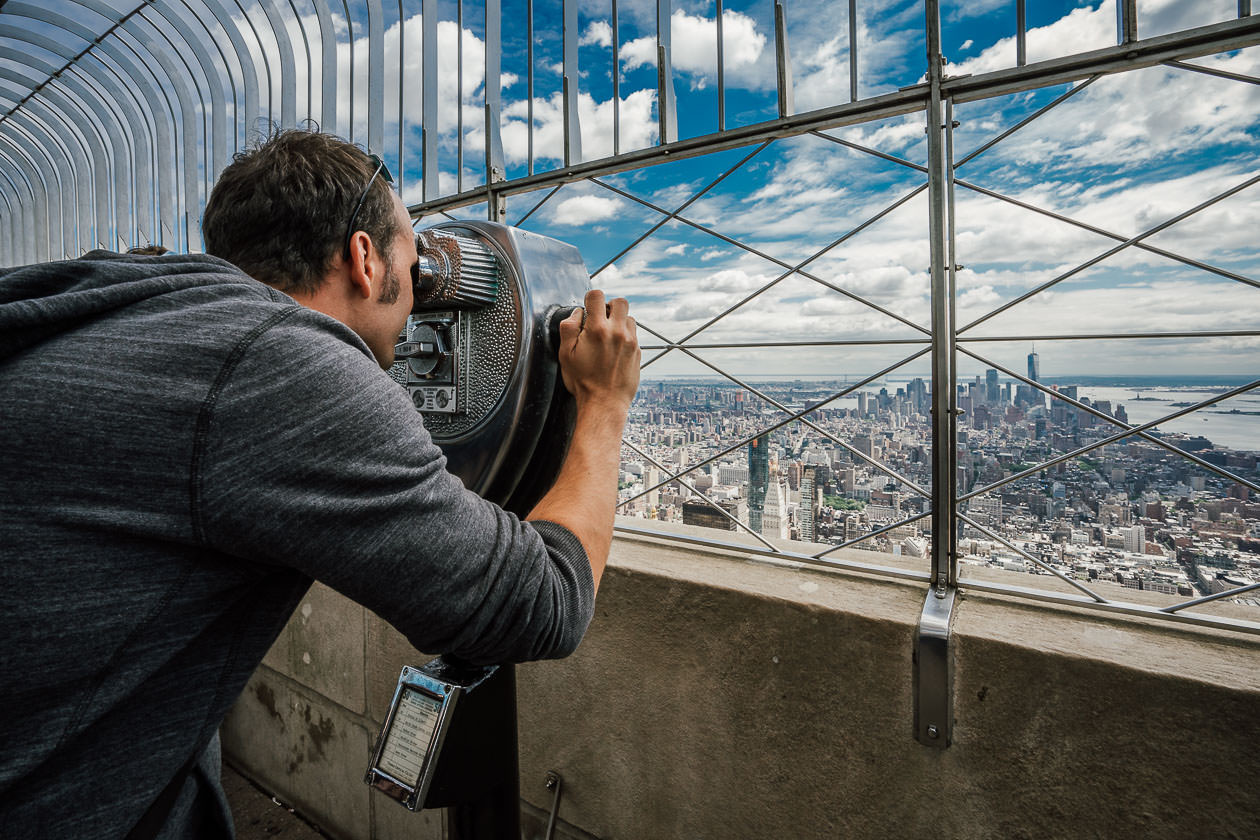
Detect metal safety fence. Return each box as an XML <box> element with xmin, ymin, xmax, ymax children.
<box><xmin>3</xmin><ymin>1</ymin><xmax>1259</xmax><ymax>745</ymax></box>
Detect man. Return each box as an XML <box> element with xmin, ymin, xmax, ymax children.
<box><xmin>0</xmin><ymin>130</ymin><xmax>639</xmax><ymax>837</ymax></box>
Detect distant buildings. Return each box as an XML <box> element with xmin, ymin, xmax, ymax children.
<box><xmin>748</xmin><ymin>433</ymin><xmax>770</xmax><ymax>533</ymax></box>
<box><xmin>800</xmin><ymin>466</ymin><xmax>819</xmax><ymax>543</ymax></box>
<box><xmin>682</xmin><ymin>498</ymin><xmax>745</xmax><ymax>531</ymax></box>
<box><xmin>618</xmin><ymin>377</ymin><xmax>1259</xmax><ymax>606</ymax></box>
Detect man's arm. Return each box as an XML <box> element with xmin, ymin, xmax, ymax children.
<box><xmin>526</xmin><ymin>289</ymin><xmax>640</xmax><ymax>593</ymax></box>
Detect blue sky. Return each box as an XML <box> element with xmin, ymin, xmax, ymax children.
<box><xmin>9</xmin><ymin>1</ymin><xmax>1251</xmax><ymax>380</ymax></box>
<box><xmin>421</xmin><ymin>0</ymin><xmax>1258</xmax><ymax>382</ymax></box>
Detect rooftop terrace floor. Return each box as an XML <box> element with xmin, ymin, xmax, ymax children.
<box><xmin>224</xmin><ymin>762</ymin><xmax>328</xmax><ymax>839</ymax></box>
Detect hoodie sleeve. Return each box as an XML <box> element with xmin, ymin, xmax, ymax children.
<box><xmin>193</xmin><ymin>307</ymin><xmax>595</xmax><ymax>665</ymax></box>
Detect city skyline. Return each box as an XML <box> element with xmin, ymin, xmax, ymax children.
<box><xmin>618</xmin><ymin>370</ymin><xmax>1260</xmax><ymax>611</ymax></box>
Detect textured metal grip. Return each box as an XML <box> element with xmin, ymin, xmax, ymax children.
<box><xmin>414</xmin><ymin>230</ymin><xmax>500</xmax><ymax>310</ymax></box>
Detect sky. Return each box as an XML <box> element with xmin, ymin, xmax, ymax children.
<box><xmin>5</xmin><ymin>0</ymin><xmax>1254</xmax><ymax>383</ymax></box>
<box><xmin>436</xmin><ymin>0</ymin><xmax>1258</xmax><ymax>383</ymax></box>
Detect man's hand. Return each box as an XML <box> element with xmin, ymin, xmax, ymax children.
<box><xmin>527</xmin><ymin>289</ymin><xmax>640</xmax><ymax>594</ymax></box>
<box><xmin>556</xmin><ymin>289</ymin><xmax>640</xmax><ymax>412</ymax></box>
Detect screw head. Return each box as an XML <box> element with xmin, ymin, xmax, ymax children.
<box><xmin>927</xmin><ymin>724</ymin><xmax>940</xmax><ymax>739</ymax></box>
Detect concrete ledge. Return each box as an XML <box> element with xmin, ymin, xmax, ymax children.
<box><xmin>224</xmin><ymin>528</ymin><xmax>1260</xmax><ymax>839</ymax></box>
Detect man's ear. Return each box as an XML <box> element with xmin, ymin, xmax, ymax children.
<box><xmin>345</xmin><ymin>230</ymin><xmax>376</xmax><ymax>300</ymax></box>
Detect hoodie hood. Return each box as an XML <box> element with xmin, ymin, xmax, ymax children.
<box><xmin>0</xmin><ymin>250</ymin><xmax>261</xmax><ymax>362</ymax></box>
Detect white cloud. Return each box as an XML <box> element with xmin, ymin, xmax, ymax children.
<box><xmin>581</xmin><ymin>20</ymin><xmax>613</xmax><ymax>48</ymax></box>
<box><xmin>698</xmin><ymin>269</ymin><xmax>769</xmax><ymax>293</ymax></box>
<box><xmin>621</xmin><ymin>9</ymin><xmax>769</xmax><ymax>90</ymax></box>
<box><xmin>951</xmin><ymin>5</ymin><xmax>1114</xmax><ymax>77</ymax></box>
<box><xmin>551</xmin><ymin>195</ymin><xmax>623</xmax><ymax>226</ymax></box>
<box><xmin>665</xmin><ymin>243</ymin><xmax>688</xmax><ymax>256</ymax></box>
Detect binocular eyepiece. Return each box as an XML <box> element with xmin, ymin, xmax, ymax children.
<box><xmin>413</xmin><ymin>230</ymin><xmax>500</xmax><ymax>311</ymax></box>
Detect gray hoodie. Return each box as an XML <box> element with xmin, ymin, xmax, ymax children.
<box><xmin>0</xmin><ymin>251</ymin><xmax>593</xmax><ymax>837</ymax></box>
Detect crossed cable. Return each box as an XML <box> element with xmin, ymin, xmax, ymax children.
<box><xmin>506</xmin><ymin>62</ymin><xmax>1260</xmax><ymax>583</ymax></box>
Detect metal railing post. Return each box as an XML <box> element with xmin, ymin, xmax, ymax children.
<box><xmin>916</xmin><ymin>0</ymin><xmax>957</xmax><ymax>749</ymax></box>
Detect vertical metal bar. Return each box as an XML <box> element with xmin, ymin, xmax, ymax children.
<box><xmin>4</xmin><ymin>165</ymin><xmax>32</xmax><ymax>264</ymax></box>
<box><xmin>0</xmin><ymin>143</ymin><xmax>46</xmax><ymax>261</ymax></box>
<box><xmin>485</xmin><ymin>0</ymin><xmax>506</xmax><ymax>221</ymax></box>
<box><xmin>527</xmin><ymin>0</ymin><xmax>534</xmax><ymax>174</ymax></box>
<box><xmin>916</xmin><ymin>0</ymin><xmax>956</xmax><ymax>750</ymax></box>
<box><xmin>422</xmin><ymin>0</ymin><xmax>439</xmax><ymax>200</ymax></box>
<box><xmin>915</xmin><ymin>585</ymin><xmax>956</xmax><ymax>747</ymax></box>
<box><xmin>46</xmin><ymin>79</ymin><xmax>113</xmax><ymax>250</ymax></box>
<box><xmin>0</xmin><ymin>159</ymin><xmax>33</xmax><ymax>264</ymax></box>
<box><xmin>233</xmin><ymin>0</ymin><xmax>274</xmax><ymax>130</ymax></box>
<box><xmin>65</xmin><ymin>66</ymin><xmax>129</xmax><ymax>250</ymax></box>
<box><xmin>22</xmin><ymin>25</ymin><xmax>149</xmax><ymax>250</ymax></box>
<box><xmin>3</xmin><ymin>123</ymin><xmax>62</xmax><ymax>259</ymax></box>
<box><xmin>342</xmin><ymin>0</ymin><xmax>354</xmax><ymax>140</ymax></box>
<box><xmin>925</xmin><ymin>6</ymin><xmax>956</xmax><ymax>593</ymax></box>
<box><xmin>397</xmin><ymin>0</ymin><xmax>405</xmax><ymax>195</ymax></box>
<box><xmin>110</xmin><ymin>19</ymin><xmax>166</xmax><ymax>243</ymax></box>
<box><xmin>945</xmin><ymin>97</ymin><xmax>958</xmax><ymax>496</ymax></box>
<box><xmin>258</xmin><ymin>0</ymin><xmax>298</xmax><ymax>128</ymax></box>
<box><xmin>613</xmin><ymin>0</ymin><xmax>620</xmax><ymax>153</ymax></box>
<box><xmin>367</xmin><ymin>0</ymin><xmax>385</xmax><ymax>153</ymax></box>
<box><xmin>563</xmin><ymin>0</ymin><xmax>583</xmax><ymax>164</ymax></box>
<box><xmin>774</xmin><ymin>0</ymin><xmax>793</xmax><ymax>118</ymax></box>
<box><xmin>113</xmin><ymin>17</ymin><xmax>203</xmax><ymax>251</ymax></box>
<box><xmin>20</xmin><ymin>110</ymin><xmax>78</xmax><ymax>258</ymax></box>
<box><xmin>458</xmin><ymin>0</ymin><xmax>464</xmax><ymax>194</ymax></box>
<box><xmin>0</xmin><ymin>186</ymin><xmax>13</xmax><ymax>265</ymax></box>
<box><xmin>120</xmin><ymin>18</ymin><xmax>202</xmax><ymax>247</ymax></box>
<box><xmin>153</xmin><ymin>2</ymin><xmax>231</xmax><ymax>192</ymax></box>
<box><xmin>285</xmin><ymin>0</ymin><xmax>312</xmax><ymax>124</ymax></box>
<box><xmin>1117</xmin><ymin>0</ymin><xmax>1138</xmax><ymax>44</ymax></box>
<box><xmin>1017</xmin><ymin>0</ymin><xmax>1027</xmax><ymax>66</ymax></box>
<box><xmin>716</xmin><ymin>0</ymin><xmax>725</xmax><ymax>130</ymax></box>
<box><xmin>308</xmin><ymin>0</ymin><xmax>338</xmax><ymax>134</ymax></box>
<box><xmin>848</xmin><ymin>0</ymin><xmax>857</xmax><ymax>101</ymax></box>
<box><xmin>200</xmin><ymin>0</ymin><xmax>262</xmax><ymax>150</ymax></box>
<box><xmin>655</xmin><ymin>0</ymin><xmax>677</xmax><ymax>144</ymax></box>
<box><xmin>0</xmin><ymin>82</ymin><xmax>88</xmax><ymax>256</ymax></box>
<box><xmin>22</xmin><ymin>98</ymin><xmax>91</xmax><ymax>256</ymax></box>
<box><xmin>1242</xmin><ymin>1</ymin><xmax>1253</xmax><ymax>17</ymax></box>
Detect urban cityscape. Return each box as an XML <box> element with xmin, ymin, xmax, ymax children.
<box><xmin>617</xmin><ymin>350</ymin><xmax>1260</xmax><ymax>611</ymax></box>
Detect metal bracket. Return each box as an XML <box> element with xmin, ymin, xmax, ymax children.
<box><xmin>543</xmin><ymin>771</ymin><xmax>564</xmax><ymax>840</ymax></box>
<box><xmin>914</xmin><ymin>584</ymin><xmax>957</xmax><ymax>748</ymax></box>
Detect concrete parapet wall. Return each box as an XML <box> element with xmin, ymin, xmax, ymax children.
<box><xmin>222</xmin><ymin>526</ymin><xmax>1260</xmax><ymax>839</ymax></box>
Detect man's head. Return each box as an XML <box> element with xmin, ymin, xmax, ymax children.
<box><xmin>203</xmin><ymin>130</ymin><xmax>416</xmax><ymax>368</ymax></box>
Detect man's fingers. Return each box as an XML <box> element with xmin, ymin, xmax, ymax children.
<box><xmin>583</xmin><ymin>289</ymin><xmax>608</xmax><ymax>324</ymax></box>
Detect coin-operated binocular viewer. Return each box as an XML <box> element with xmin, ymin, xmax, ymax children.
<box><xmin>366</xmin><ymin>222</ymin><xmax>590</xmax><ymax>837</ymax></box>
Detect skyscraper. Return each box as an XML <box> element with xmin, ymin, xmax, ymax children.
<box><xmin>1027</xmin><ymin>348</ymin><xmax>1044</xmax><ymax>408</ymax></box>
<box><xmin>799</xmin><ymin>466</ymin><xmax>819</xmax><ymax>543</ymax></box>
<box><xmin>986</xmin><ymin>368</ymin><xmax>1000</xmax><ymax>405</ymax></box>
<box><xmin>748</xmin><ymin>433</ymin><xmax>770</xmax><ymax>533</ymax></box>
<box><xmin>761</xmin><ymin>477</ymin><xmax>788</xmax><ymax>539</ymax></box>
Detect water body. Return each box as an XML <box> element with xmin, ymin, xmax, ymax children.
<box><xmin>1072</xmin><ymin>386</ymin><xmax>1259</xmax><ymax>454</ymax></box>
<box><xmin>642</xmin><ymin>376</ymin><xmax>1260</xmax><ymax>452</ymax></box>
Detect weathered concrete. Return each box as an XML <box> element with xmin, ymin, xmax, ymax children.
<box><xmin>223</xmin><ymin>527</ymin><xmax>1260</xmax><ymax>840</ymax></box>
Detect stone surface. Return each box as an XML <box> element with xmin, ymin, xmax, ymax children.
<box><xmin>222</xmin><ymin>670</ymin><xmax>373</xmax><ymax>840</ymax></box>
<box><xmin>223</xmin><ymin>763</ymin><xmax>329</xmax><ymax>839</ymax></box>
<box><xmin>224</xmin><ymin>529</ymin><xmax>1260</xmax><ymax>840</ymax></box>
<box><xmin>263</xmin><ymin>582</ymin><xmax>367</xmax><ymax>715</ymax></box>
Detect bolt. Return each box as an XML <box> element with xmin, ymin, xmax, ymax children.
<box><xmin>927</xmin><ymin>724</ymin><xmax>940</xmax><ymax>739</ymax></box>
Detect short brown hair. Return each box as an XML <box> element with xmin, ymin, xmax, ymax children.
<box><xmin>203</xmin><ymin>129</ymin><xmax>402</xmax><ymax>296</ymax></box>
